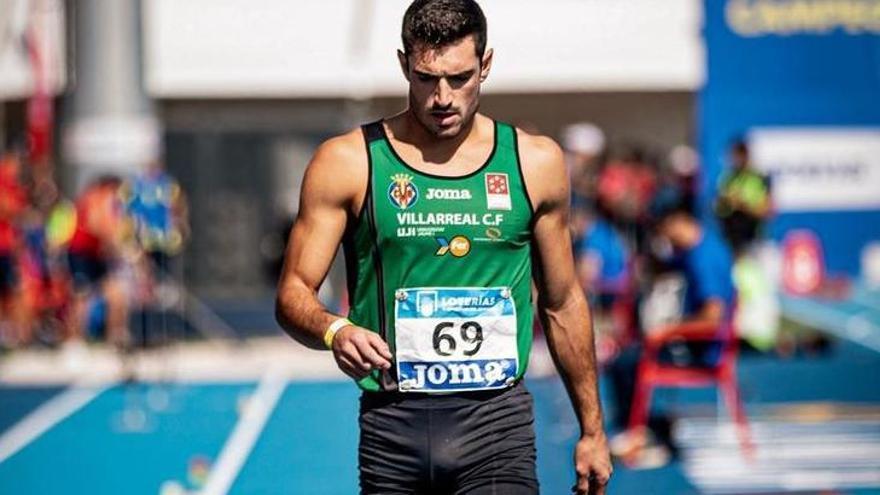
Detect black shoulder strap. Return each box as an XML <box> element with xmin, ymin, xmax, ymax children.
<box><xmin>362</xmin><ymin>120</ymin><xmax>385</xmax><ymax>144</ymax></box>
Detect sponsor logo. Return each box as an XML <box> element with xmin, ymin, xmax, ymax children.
<box><xmin>417</xmin><ymin>291</ymin><xmax>438</xmax><ymax>317</ymax></box>
<box><xmin>435</xmin><ymin>235</ymin><xmax>471</xmax><ymax>257</ymax></box>
<box><xmin>485</xmin><ymin>227</ymin><xmax>502</xmax><ymax>240</ymax></box>
<box><xmin>425</xmin><ymin>188</ymin><xmax>473</xmax><ymax>200</ymax></box>
<box><xmin>485</xmin><ymin>173</ymin><xmax>512</xmax><ymax>210</ymax></box>
<box><xmin>398</xmin><ymin>359</ymin><xmax>514</xmax><ymax>390</ymax></box>
<box><xmin>388</xmin><ymin>173</ymin><xmax>418</xmax><ymax>210</ymax></box>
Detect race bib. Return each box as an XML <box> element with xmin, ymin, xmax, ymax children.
<box><xmin>394</xmin><ymin>287</ymin><xmax>519</xmax><ymax>393</ymax></box>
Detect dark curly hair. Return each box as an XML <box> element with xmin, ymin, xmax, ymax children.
<box><xmin>402</xmin><ymin>0</ymin><xmax>487</xmax><ymax>58</ymax></box>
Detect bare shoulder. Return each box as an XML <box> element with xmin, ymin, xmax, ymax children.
<box><xmin>310</xmin><ymin>128</ymin><xmax>367</xmax><ymax>178</ymax></box>
<box><xmin>303</xmin><ymin>128</ymin><xmax>368</xmax><ymax>211</ymax></box>
<box><xmin>515</xmin><ymin>128</ymin><xmax>568</xmax><ymax>210</ymax></box>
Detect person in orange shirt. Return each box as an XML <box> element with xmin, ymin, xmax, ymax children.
<box><xmin>66</xmin><ymin>176</ymin><xmax>132</xmax><ymax>348</ymax></box>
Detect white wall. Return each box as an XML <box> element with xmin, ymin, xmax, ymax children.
<box><xmin>144</xmin><ymin>0</ymin><xmax>704</xmax><ymax>98</ymax></box>
<box><xmin>0</xmin><ymin>0</ymin><xmax>66</xmax><ymax>100</ymax></box>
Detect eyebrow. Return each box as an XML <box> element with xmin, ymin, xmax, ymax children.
<box><xmin>413</xmin><ymin>69</ymin><xmax>475</xmax><ymax>79</ymax></box>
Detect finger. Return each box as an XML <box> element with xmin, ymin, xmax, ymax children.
<box><xmin>356</xmin><ymin>343</ymin><xmax>389</xmax><ymax>370</ymax></box>
<box><xmin>360</xmin><ymin>337</ymin><xmax>392</xmax><ymax>369</ymax></box>
<box><xmin>340</xmin><ymin>342</ymin><xmax>373</xmax><ymax>373</ymax></box>
<box><xmin>575</xmin><ymin>474</ymin><xmax>589</xmax><ymax>494</ymax></box>
<box><xmin>335</xmin><ymin>355</ymin><xmax>362</xmax><ymax>380</ymax></box>
<box><xmin>366</xmin><ymin>333</ymin><xmax>393</xmax><ymax>360</ymax></box>
<box><xmin>336</xmin><ymin>353</ymin><xmax>368</xmax><ymax>379</ymax></box>
<box><xmin>348</xmin><ymin>332</ymin><xmax>390</xmax><ymax>369</ymax></box>
<box><xmin>590</xmin><ymin>470</ymin><xmax>611</xmax><ymax>495</ymax></box>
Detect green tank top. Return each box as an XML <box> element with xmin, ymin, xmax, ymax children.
<box><xmin>345</xmin><ymin>120</ymin><xmax>535</xmax><ymax>393</ymax></box>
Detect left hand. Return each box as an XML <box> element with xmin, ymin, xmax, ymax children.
<box><xmin>572</xmin><ymin>432</ymin><xmax>613</xmax><ymax>494</ymax></box>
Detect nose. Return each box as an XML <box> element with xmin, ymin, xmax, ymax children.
<box><xmin>433</xmin><ymin>78</ymin><xmax>453</xmax><ymax>108</ymax></box>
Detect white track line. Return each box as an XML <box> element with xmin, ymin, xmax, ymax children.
<box><xmin>0</xmin><ymin>383</ymin><xmax>110</xmax><ymax>464</ymax></box>
<box><xmin>200</xmin><ymin>367</ymin><xmax>287</xmax><ymax>495</ymax></box>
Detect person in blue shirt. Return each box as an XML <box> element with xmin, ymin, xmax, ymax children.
<box><xmin>122</xmin><ymin>160</ymin><xmax>189</xmax><ymax>276</ymax></box>
<box><xmin>607</xmin><ymin>191</ymin><xmax>735</xmax><ymax>466</ymax></box>
<box><xmin>577</xmin><ymin>212</ymin><xmax>629</xmax><ymax>299</ymax></box>
<box><xmin>661</xmin><ymin>207</ymin><xmax>735</xmax><ymax>335</ymax></box>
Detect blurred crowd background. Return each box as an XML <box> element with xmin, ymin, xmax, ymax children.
<box><xmin>0</xmin><ymin>0</ymin><xmax>879</xmax><ymax>491</ymax></box>
<box><xmin>0</xmin><ymin>0</ymin><xmax>876</xmax><ymax>358</ymax></box>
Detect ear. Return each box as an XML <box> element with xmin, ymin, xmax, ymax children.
<box><xmin>479</xmin><ymin>48</ymin><xmax>493</xmax><ymax>82</ymax></box>
<box><xmin>397</xmin><ymin>49</ymin><xmax>411</xmax><ymax>81</ymax></box>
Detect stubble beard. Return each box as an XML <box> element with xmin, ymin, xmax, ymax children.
<box><xmin>408</xmin><ymin>92</ymin><xmax>479</xmax><ymax>141</ymax></box>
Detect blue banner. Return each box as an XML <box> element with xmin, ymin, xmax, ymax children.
<box><xmin>700</xmin><ymin>0</ymin><xmax>880</xmax><ymax>274</ymax></box>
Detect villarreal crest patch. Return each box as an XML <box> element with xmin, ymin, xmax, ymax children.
<box><xmin>388</xmin><ymin>173</ymin><xmax>419</xmax><ymax>210</ymax></box>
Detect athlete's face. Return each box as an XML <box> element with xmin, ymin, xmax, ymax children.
<box><xmin>399</xmin><ymin>36</ymin><xmax>493</xmax><ymax>139</ymax></box>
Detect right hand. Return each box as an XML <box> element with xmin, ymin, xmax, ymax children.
<box><xmin>331</xmin><ymin>325</ymin><xmax>393</xmax><ymax>380</ymax></box>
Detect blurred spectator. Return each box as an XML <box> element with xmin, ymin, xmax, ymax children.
<box><xmin>595</xmin><ymin>145</ymin><xmax>659</xmax><ymax>272</ymax></box>
<box><xmin>575</xmin><ymin>206</ymin><xmax>632</xmax><ymax>365</ymax></box>
<box><xmin>122</xmin><ymin>159</ymin><xmax>190</xmax><ymax>277</ymax></box>
<box><xmin>608</xmin><ymin>189</ymin><xmax>735</xmax><ymax>467</ymax></box>
<box><xmin>577</xmin><ymin>208</ymin><xmax>630</xmax><ymax>297</ymax></box>
<box><xmin>563</xmin><ymin>122</ymin><xmax>605</xmax><ymax>207</ymax></box>
<box><xmin>120</xmin><ymin>160</ymin><xmax>189</xmax><ymax>347</ymax></box>
<box><xmin>597</xmin><ymin>146</ymin><xmax>658</xmax><ymax>226</ymax></box>
<box><xmin>715</xmin><ymin>139</ymin><xmax>772</xmax><ymax>256</ymax></box>
<box><xmin>66</xmin><ymin>176</ymin><xmax>132</xmax><ymax>348</ymax></box>
<box><xmin>667</xmin><ymin>144</ymin><xmax>700</xmax><ymax>213</ymax></box>
<box><xmin>19</xmin><ymin>165</ymin><xmax>73</xmax><ymax>348</ymax></box>
<box><xmin>0</xmin><ymin>149</ymin><xmax>28</xmax><ymax>347</ymax></box>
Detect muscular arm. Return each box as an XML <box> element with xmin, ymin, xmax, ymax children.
<box><xmin>275</xmin><ymin>135</ymin><xmax>356</xmax><ymax>349</ymax></box>
<box><xmin>519</xmin><ymin>131</ymin><xmax>611</xmax><ymax>493</ymax></box>
<box><xmin>275</xmin><ymin>131</ymin><xmax>391</xmax><ymax>376</ymax></box>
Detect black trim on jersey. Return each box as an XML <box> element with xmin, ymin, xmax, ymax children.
<box><xmin>341</xmin><ymin>229</ymin><xmax>358</xmax><ymax>307</ymax></box>
<box><xmin>355</xmin><ymin>122</ymin><xmax>383</xmax><ymax>222</ymax></box>
<box><xmin>362</xmin><ymin>123</ymin><xmax>395</xmax><ymax>390</ymax></box>
<box><xmin>512</xmin><ymin>126</ymin><xmax>536</xmax><ymax>217</ymax></box>
<box><xmin>364</xmin><ymin>120</ymin><xmax>385</xmax><ymax>144</ymax></box>
<box><xmin>365</xmin><ymin>193</ymin><xmax>387</xmax><ymax>341</ymax></box>
<box><xmin>344</xmin><ymin>125</ymin><xmax>378</xmax><ymax>304</ymax></box>
<box><xmin>378</xmin><ymin>119</ymin><xmax>499</xmax><ymax>180</ymax></box>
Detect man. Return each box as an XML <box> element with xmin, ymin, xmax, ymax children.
<box><xmin>275</xmin><ymin>1</ymin><xmax>611</xmax><ymax>493</ymax></box>
<box><xmin>122</xmin><ymin>159</ymin><xmax>189</xmax><ymax>276</ymax></box>
<box><xmin>66</xmin><ymin>176</ymin><xmax>131</xmax><ymax>348</ymax></box>
<box><xmin>608</xmin><ymin>191</ymin><xmax>735</xmax><ymax>464</ymax></box>
<box><xmin>715</xmin><ymin>139</ymin><xmax>772</xmax><ymax>256</ymax></box>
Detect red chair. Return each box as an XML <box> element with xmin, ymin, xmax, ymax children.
<box><xmin>626</xmin><ymin>317</ymin><xmax>754</xmax><ymax>461</ymax></box>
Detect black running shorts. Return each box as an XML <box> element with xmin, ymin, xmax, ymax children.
<box><xmin>358</xmin><ymin>381</ymin><xmax>539</xmax><ymax>495</ymax></box>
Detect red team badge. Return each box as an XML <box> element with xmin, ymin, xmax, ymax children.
<box><xmin>485</xmin><ymin>173</ymin><xmax>511</xmax><ymax>210</ymax></box>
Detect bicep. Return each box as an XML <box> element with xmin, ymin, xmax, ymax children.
<box><xmin>518</xmin><ymin>131</ymin><xmax>582</xmax><ymax>309</ymax></box>
<box><xmin>282</xmin><ymin>201</ymin><xmax>347</xmax><ymax>292</ymax></box>
<box><xmin>278</xmin><ymin>149</ymin><xmax>358</xmax><ymax>292</ymax></box>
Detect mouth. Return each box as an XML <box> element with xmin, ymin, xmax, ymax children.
<box><xmin>430</xmin><ymin>111</ymin><xmax>458</xmax><ymax>126</ymax></box>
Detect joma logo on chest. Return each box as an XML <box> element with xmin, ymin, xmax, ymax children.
<box><xmin>425</xmin><ymin>188</ymin><xmax>472</xmax><ymax>200</ymax></box>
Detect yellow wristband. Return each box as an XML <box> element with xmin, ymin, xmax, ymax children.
<box><xmin>323</xmin><ymin>318</ymin><xmax>353</xmax><ymax>349</ymax></box>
